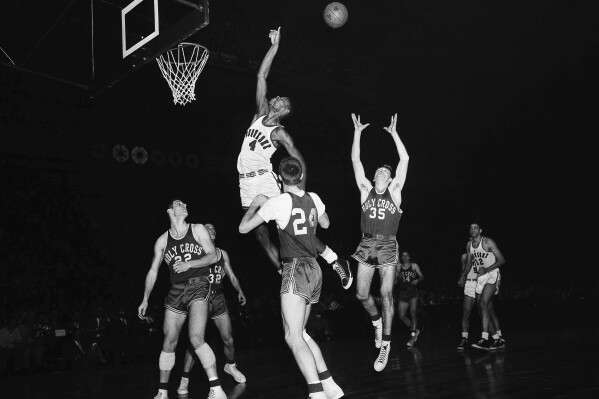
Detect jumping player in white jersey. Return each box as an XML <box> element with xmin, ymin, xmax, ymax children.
<box><xmin>239</xmin><ymin>157</ymin><xmax>344</xmax><ymax>399</ymax></box>
<box><xmin>351</xmin><ymin>113</ymin><xmax>409</xmax><ymax>372</ymax></box>
<box><xmin>237</xmin><ymin>27</ymin><xmax>352</xmax><ymax>289</ymax></box>
<box><xmin>465</xmin><ymin>223</ymin><xmax>506</xmax><ymax>351</ymax></box>
<box><xmin>177</xmin><ymin>224</ymin><xmax>247</xmax><ymax>395</ymax></box>
<box><xmin>137</xmin><ymin>200</ymin><xmax>226</xmax><ymax>399</ymax></box>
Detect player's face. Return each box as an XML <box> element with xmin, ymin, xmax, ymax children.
<box><xmin>205</xmin><ymin>224</ymin><xmax>216</xmax><ymax>242</ymax></box>
<box><xmin>171</xmin><ymin>200</ymin><xmax>188</xmax><ymax>217</ymax></box>
<box><xmin>469</xmin><ymin>224</ymin><xmax>481</xmax><ymax>238</ymax></box>
<box><xmin>373</xmin><ymin>168</ymin><xmax>392</xmax><ymax>186</ymax></box>
<box><xmin>401</xmin><ymin>252</ymin><xmax>410</xmax><ymax>263</ymax></box>
<box><xmin>269</xmin><ymin>96</ymin><xmax>290</xmax><ymax>113</ymax></box>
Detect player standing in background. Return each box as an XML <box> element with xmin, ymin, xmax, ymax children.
<box><xmin>350</xmin><ymin>113</ymin><xmax>410</xmax><ymax>372</ymax></box>
<box><xmin>395</xmin><ymin>251</ymin><xmax>424</xmax><ymax>347</ymax></box>
<box><xmin>466</xmin><ymin>223</ymin><xmax>506</xmax><ymax>351</ymax></box>
<box><xmin>177</xmin><ymin>223</ymin><xmax>247</xmax><ymax>395</ymax></box>
<box><xmin>137</xmin><ymin>200</ymin><xmax>226</xmax><ymax>399</ymax></box>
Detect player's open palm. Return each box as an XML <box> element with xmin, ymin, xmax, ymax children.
<box><xmin>383</xmin><ymin>113</ymin><xmax>398</xmax><ymax>135</ymax></box>
<box><xmin>351</xmin><ymin>113</ymin><xmax>370</xmax><ymax>132</ymax></box>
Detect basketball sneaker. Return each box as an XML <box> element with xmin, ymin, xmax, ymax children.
<box><xmin>331</xmin><ymin>259</ymin><xmax>353</xmax><ymax>289</ymax></box>
<box><xmin>457</xmin><ymin>337</ymin><xmax>469</xmax><ymax>351</ymax></box>
<box><xmin>374</xmin><ymin>342</ymin><xmax>390</xmax><ymax>372</ymax></box>
<box><xmin>373</xmin><ymin>321</ymin><xmax>383</xmax><ymax>349</ymax></box>
<box><xmin>472</xmin><ymin>338</ymin><xmax>491</xmax><ymax>351</ymax></box>
<box><xmin>154</xmin><ymin>391</ymin><xmax>168</xmax><ymax>399</ymax></box>
<box><xmin>207</xmin><ymin>386</ymin><xmax>227</xmax><ymax>399</ymax></box>
<box><xmin>406</xmin><ymin>329</ymin><xmax>420</xmax><ymax>347</ymax></box>
<box><xmin>177</xmin><ymin>377</ymin><xmax>189</xmax><ymax>395</ymax></box>
<box><xmin>490</xmin><ymin>337</ymin><xmax>506</xmax><ymax>351</ymax></box>
<box><xmin>308</xmin><ymin>392</ymin><xmax>326</xmax><ymax>399</ymax></box>
<box><xmin>224</xmin><ymin>363</ymin><xmax>247</xmax><ymax>383</ymax></box>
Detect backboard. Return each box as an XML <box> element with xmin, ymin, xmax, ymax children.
<box><xmin>0</xmin><ymin>0</ymin><xmax>209</xmax><ymax>98</ymax></box>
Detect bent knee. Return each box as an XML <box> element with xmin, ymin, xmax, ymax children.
<box><xmin>356</xmin><ymin>292</ymin><xmax>369</xmax><ymax>302</ymax></box>
<box><xmin>189</xmin><ymin>333</ymin><xmax>206</xmax><ymax>348</ymax></box>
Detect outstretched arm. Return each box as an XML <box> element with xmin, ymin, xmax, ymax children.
<box><xmin>138</xmin><ymin>234</ymin><xmax>167</xmax><ymax>319</ymax></box>
<box><xmin>255</xmin><ymin>27</ymin><xmax>281</xmax><ymax>119</ymax></box>
<box><xmin>351</xmin><ymin>113</ymin><xmax>372</xmax><ymax>200</ymax></box>
<box><xmin>272</xmin><ymin>127</ymin><xmax>308</xmax><ymax>190</ymax></box>
<box><xmin>384</xmin><ymin>114</ymin><xmax>410</xmax><ymax>204</ymax></box>
<box><xmin>221</xmin><ymin>250</ymin><xmax>246</xmax><ymax>306</ymax></box>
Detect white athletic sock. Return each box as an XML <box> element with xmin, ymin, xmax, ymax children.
<box><xmin>492</xmin><ymin>333</ymin><xmax>500</xmax><ymax>340</ymax></box>
<box><xmin>462</xmin><ymin>332</ymin><xmax>469</xmax><ymax>339</ymax></box>
<box><xmin>482</xmin><ymin>332</ymin><xmax>489</xmax><ymax>340</ymax></box>
<box><xmin>496</xmin><ymin>330</ymin><xmax>502</xmax><ymax>337</ymax></box>
<box><xmin>319</xmin><ymin>246</ymin><xmax>338</xmax><ymax>264</ymax></box>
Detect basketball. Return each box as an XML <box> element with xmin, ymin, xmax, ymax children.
<box><xmin>324</xmin><ymin>2</ymin><xmax>348</xmax><ymax>29</ymax></box>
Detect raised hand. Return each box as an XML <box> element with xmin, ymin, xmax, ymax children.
<box><xmin>269</xmin><ymin>27</ymin><xmax>281</xmax><ymax>46</ymax></box>
<box><xmin>351</xmin><ymin>113</ymin><xmax>370</xmax><ymax>133</ymax></box>
<box><xmin>383</xmin><ymin>113</ymin><xmax>398</xmax><ymax>135</ymax></box>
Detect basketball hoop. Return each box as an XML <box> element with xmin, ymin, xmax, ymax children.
<box><xmin>157</xmin><ymin>42</ymin><xmax>209</xmax><ymax>105</ymax></box>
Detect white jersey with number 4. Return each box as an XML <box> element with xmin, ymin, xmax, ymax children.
<box><xmin>237</xmin><ymin>116</ymin><xmax>279</xmax><ymax>174</ymax></box>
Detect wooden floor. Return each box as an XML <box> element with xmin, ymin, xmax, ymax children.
<box><xmin>3</xmin><ymin>312</ymin><xmax>598</xmax><ymax>399</ymax></box>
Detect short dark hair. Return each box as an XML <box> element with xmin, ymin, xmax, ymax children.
<box><xmin>167</xmin><ymin>198</ymin><xmax>183</xmax><ymax>209</ymax></box>
<box><xmin>377</xmin><ymin>164</ymin><xmax>393</xmax><ymax>174</ymax></box>
<box><xmin>279</xmin><ymin>156</ymin><xmax>302</xmax><ymax>185</ymax></box>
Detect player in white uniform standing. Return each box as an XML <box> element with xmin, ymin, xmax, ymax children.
<box><xmin>465</xmin><ymin>223</ymin><xmax>506</xmax><ymax>351</ymax></box>
<box><xmin>237</xmin><ymin>27</ymin><xmax>352</xmax><ymax>289</ymax></box>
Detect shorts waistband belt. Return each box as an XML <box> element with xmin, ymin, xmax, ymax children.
<box><xmin>363</xmin><ymin>233</ymin><xmax>396</xmax><ymax>240</ymax></box>
<box><xmin>239</xmin><ymin>169</ymin><xmax>270</xmax><ymax>179</ymax></box>
<box><xmin>281</xmin><ymin>257</ymin><xmax>314</xmax><ymax>263</ymax></box>
<box><xmin>187</xmin><ymin>277</ymin><xmax>207</xmax><ymax>284</ymax></box>
<box><xmin>466</xmin><ymin>278</ymin><xmax>477</xmax><ymax>281</ymax></box>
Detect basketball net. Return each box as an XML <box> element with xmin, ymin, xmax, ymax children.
<box><xmin>157</xmin><ymin>43</ymin><xmax>209</xmax><ymax>106</ymax></box>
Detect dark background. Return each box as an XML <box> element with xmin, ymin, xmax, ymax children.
<box><xmin>1</xmin><ymin>0</ymin><xmax>596</xmax><ymax>311</ymax></box>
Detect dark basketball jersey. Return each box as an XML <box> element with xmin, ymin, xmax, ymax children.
<box><xmin>163</xmin><ymin>224</ymin><xmax>209</xmax><ymax>285</ymax></box>
<box><xmin>208</xmin><ymin>248</ymin><xmax>227</xmax><ymax>294</ymax></box>
<box><xmin>278</xmin><ymin>192</ymin><xmax>320</xmax><ymax>259</ymax></box>
<box><xmin>360</xmin><ymin>188</ymin><xmax>402</xmax><ymax>236</ymax></box>
<box><xmin>397</xmin><ymin>265</ymin><xmax>418</xmax><ymax>291</ymax></box>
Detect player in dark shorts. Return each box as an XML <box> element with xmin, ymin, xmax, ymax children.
<box><xmin>177</xmin><ymin>224</ymin><xmax>247</xmax><ymax>395</ymax></box>
<box><xmin>395</xmin><ymin>251</ymin><xmax>424</xmax><ymax>347</ymax></box>
<box><xmin>350</xmin><ymin>113</ymin><xmax>410</xmax><ymax>372</ymax></box>
<box><xmin>137</xmin><ymin>200</ymin><xmax>227</xmax><ymax>399</ymax></box>
<box><xmin>237</xmin><ymin>27</ymin><xmax>352</xmax><ymax>289</ymax></box>
<box><xmin>240</xmin><ymin>157</ymin><xmax>344</xmax><ymax>399</ymax></box>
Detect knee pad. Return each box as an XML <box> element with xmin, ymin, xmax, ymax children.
<box><xmin>158</xmin><ymin>351</ymin><xmax>175</xmax><ymax>371</ymax></box>
<box><xmin>194</xmin><ymin>343</ymin><xmax>216</xmax><ymax>369</ymax></box>
<box><xmin>303</xmin><ymin>329</ymin><xmax>312</xmax><ymax>342</ymax></box>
